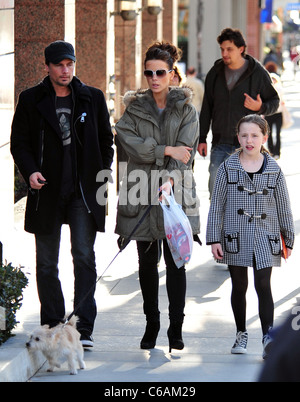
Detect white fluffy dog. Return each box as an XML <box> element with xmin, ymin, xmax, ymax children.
<box><xmin>26</xmin><ymin>317</ymin><xmax>86</xmax><ymax>375</ymax></box>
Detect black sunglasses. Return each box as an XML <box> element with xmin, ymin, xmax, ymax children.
<box><xmin>144</xmin><ymin>69</ymin><xmax>173</xmax><ymax>78</ymax></box>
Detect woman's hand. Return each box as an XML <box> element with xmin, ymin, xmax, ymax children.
<box><xmin>165</xmin><ymin>146</ymin><xmax>193</xmax><ymax>164</ymax></box>
<box><xmin>158</xmin><ymin>179</ymin><xmax>173</xmax><ymax>202</ymax></box>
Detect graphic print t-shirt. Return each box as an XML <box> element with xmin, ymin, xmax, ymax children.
<box><xmin>56</xmin><ymin>94</ymin><xmax>74</xmax><ymax>197</ymax></box>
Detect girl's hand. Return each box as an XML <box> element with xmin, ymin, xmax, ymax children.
<box><xmin>282</xmin><ymin>248</ymin><xmax>292</xmax><ymax>260</ymax></box>
<box><xmin>211</xmin><ymin>243</ymin><xmax>224</xmax><ymax>260</ymax></box>
<box><xmin>165</xmin><ymin>146</ymin><xmax>193</xmax><ymax>164</ymax></box>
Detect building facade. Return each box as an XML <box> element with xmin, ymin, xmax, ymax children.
<box><xmin>184</xmin><ymin>0</ymin><xmax>261</xmax><ymax>76</ymax></box>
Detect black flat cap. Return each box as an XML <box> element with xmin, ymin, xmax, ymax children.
<box><xmin>45</xmin><ymin>40</ymin><xmax>76</xmax><ymax>64</ymax></box>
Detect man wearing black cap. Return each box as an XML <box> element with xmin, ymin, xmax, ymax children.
<box><xmin>11</xmin><ymin>41</ymin><xmax>114</xmax><ymax>348</ymax></box>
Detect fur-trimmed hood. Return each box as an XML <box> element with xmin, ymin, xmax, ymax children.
<box><xmin>122</xmin><ymin>86</ymin><xmax>193</xmax><ymax>108</ymax></box>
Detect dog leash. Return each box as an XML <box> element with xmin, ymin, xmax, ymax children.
<box><xmin>63</xmin><ymin>200</ymin><xmax>157</xmax><ymax>326</ymax></box>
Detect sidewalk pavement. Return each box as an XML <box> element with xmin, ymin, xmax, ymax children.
<box><xmin>1</xmin><ymin>75</ymin><xmax>300</xmax><ymax>383</ymax></box>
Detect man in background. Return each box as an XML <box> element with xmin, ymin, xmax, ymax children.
<box><xmin>185</xmin><ymin>66</ymin><xmax>204</xmax><ymax>114</ymax></box>
<box><xmin>198</xmin><ymin>28</ymin><xmax>279</xmax><ymax>197</ymax></box>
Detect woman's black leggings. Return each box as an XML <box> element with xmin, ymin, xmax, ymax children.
<box><xmin>229</xmin><ymin>265</ymin><xmax>274</xmax><ymax>336</ymax></box>
<box><xmin>137</xmin><ymin>240</ymin><xmax>186</xmax><ymax>323</ymax></box>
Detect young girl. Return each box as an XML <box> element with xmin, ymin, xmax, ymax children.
<box><xmin>115</xmin><ymin>42</ymin><xmax>200</xmax><ymax>352</ymax></box>
<box><xmin>206</xmin><ymin>114</ymin><xmax>295</xmax><ymax>359</ymax></box>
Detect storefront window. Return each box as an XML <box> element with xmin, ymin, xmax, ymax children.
<box><xmin>178</xmin><ymin>0</ymin><xmax>189</xmax><ymax>68</ymax></box>
<box><xmin>0</xmin><ymin>1</ymin><xmax>14</xmax><ymax>144</ymax></box>
<box><xmin>0</xmin><ymin>0</ymin><xmax>14</xmax><ymax>235</ymax></box>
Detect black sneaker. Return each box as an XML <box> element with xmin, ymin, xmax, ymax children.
<box><xmin>80</xmin><ymin>333</ymin><xmax>94</xmax><ymax>348</ymax></box>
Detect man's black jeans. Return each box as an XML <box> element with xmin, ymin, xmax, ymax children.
<box><xmin>35</xmin><ymin>195</ymin><xmax>97</xmax><ymax>335</ymax></box>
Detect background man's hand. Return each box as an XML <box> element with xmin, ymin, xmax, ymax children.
<box><xmin>244</xmin><ymin>93</ymin><xmax>262</xmax><ymax>112</ymax></box>
<box><xmin>198</xmin><ymin>143</ymin><xmax>207</xmax><ymax>157</ymax></box>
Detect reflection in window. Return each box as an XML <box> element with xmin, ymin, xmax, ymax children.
<box><xmin>0</xmin><ymin>4</ymin><xmax>14</xmax><ymax>145</ymax></box>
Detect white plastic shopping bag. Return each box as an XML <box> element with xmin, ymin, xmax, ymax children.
<box><xmin>160</xmin><ymin>183</ymin><xmax>193</xmax><ymax>268</ymax></box>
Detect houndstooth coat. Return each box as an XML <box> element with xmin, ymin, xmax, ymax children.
<box><xmin>206</xmin><ymin>151</ymin><xmax>295</xmax><ymax>269</ymax></box>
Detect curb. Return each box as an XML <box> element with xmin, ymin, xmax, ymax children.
<box><xmin>0</xmin><ymin>333</ymin><xmax>46</xmax><ymax>382</ymax></box>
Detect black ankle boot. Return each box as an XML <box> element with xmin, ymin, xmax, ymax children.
<box><xmin>140</xmin><ymin>321</ymin><xmax>160</xmax><ymax>349</ymax></box>
<box><xmin>167</xmin><ymin>322</ymin><xmax>184</xmax><ymax>352</ymax></box>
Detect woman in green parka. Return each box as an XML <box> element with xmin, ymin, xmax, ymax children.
<box><xmin>115</xmin><ymin>42</ymin><xmax>200</xmax><ymax>352</ymax></box>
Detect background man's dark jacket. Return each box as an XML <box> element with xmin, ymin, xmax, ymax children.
<box><xmin>200</xmin><ymin>55</ymin><xmax>280</xmax><ymax>146</ymax></box>
<box><xmin>11</xmin><ymin>75</ymin><xmax>114</xmax><ymax>234</ymax></box>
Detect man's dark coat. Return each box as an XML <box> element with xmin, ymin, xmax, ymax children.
<box><xmin>11</xmin><ymin>75</ymin><xmax>114</xmax><ymax>234</ymax></box>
